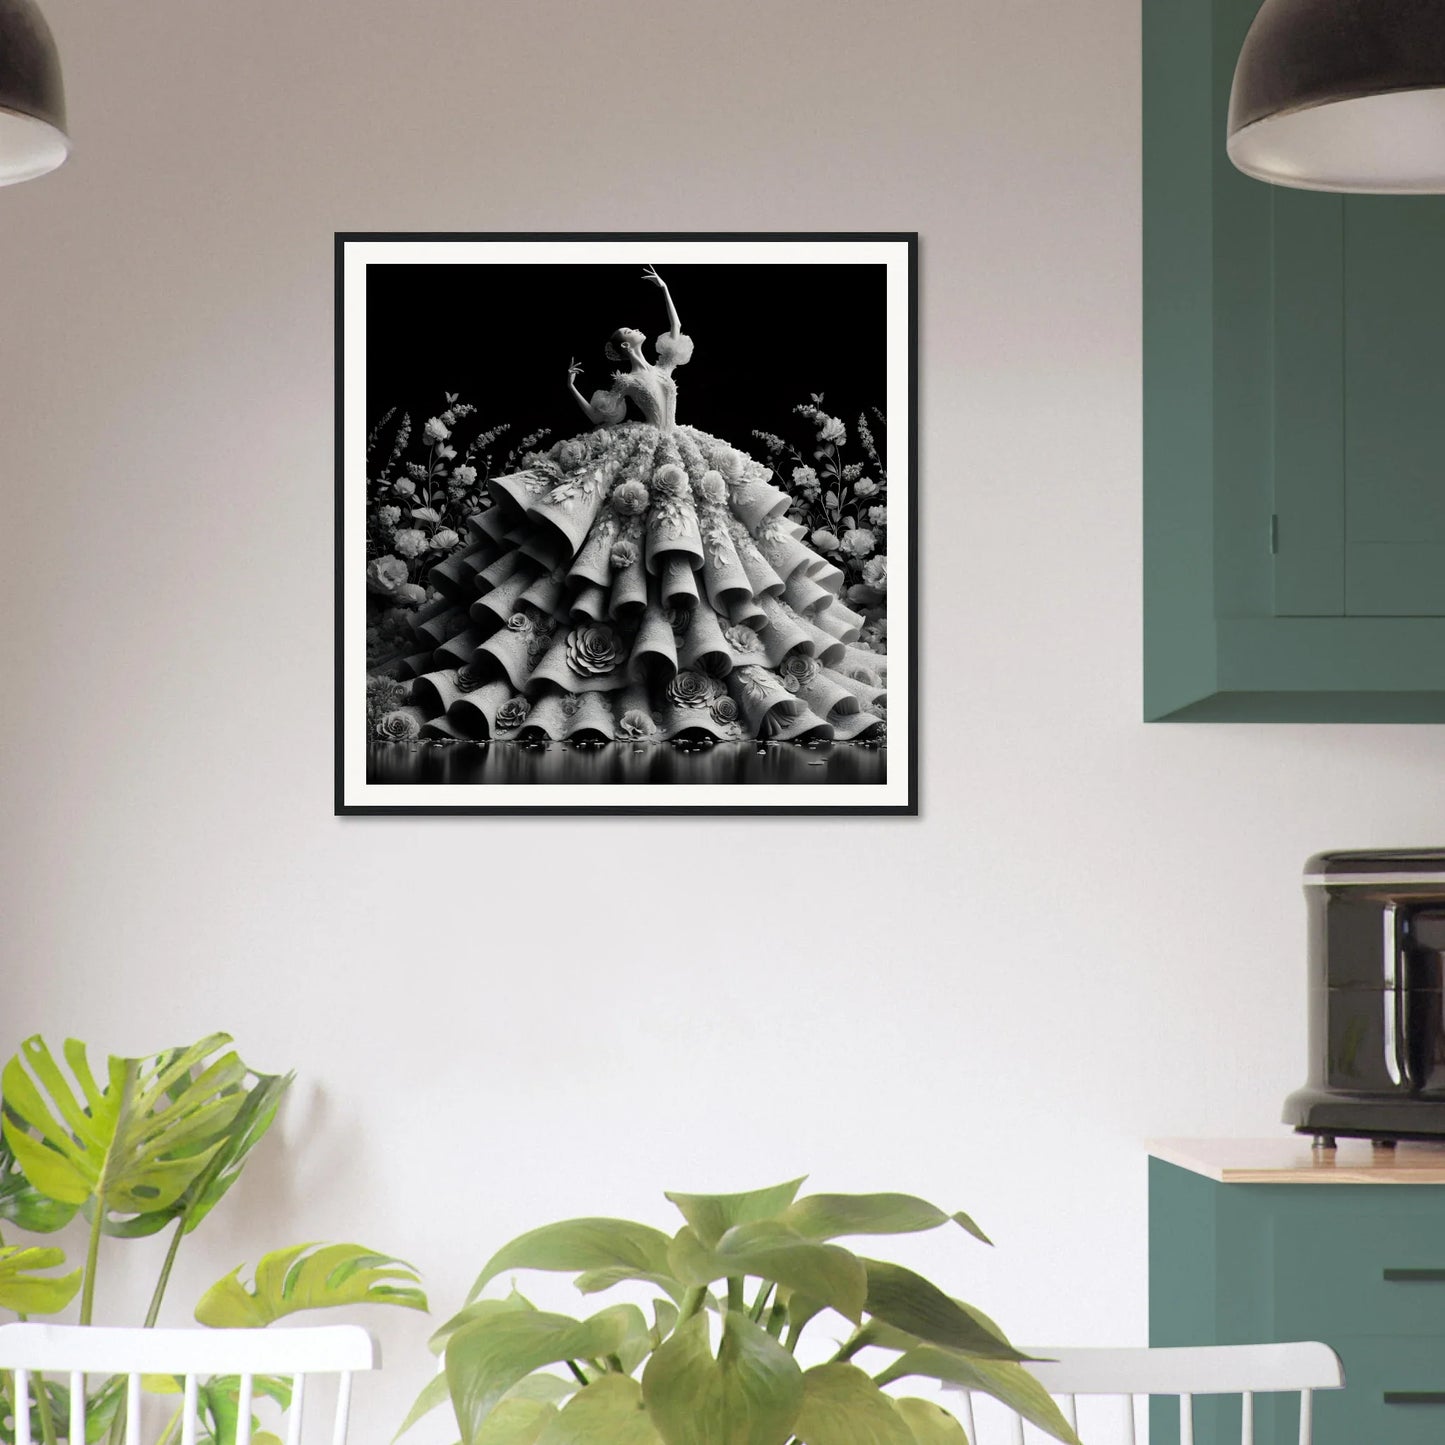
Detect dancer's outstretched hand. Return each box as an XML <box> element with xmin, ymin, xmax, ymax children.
<box><xmin>641</xmin><ymin>265</ymin><xmax>666</xmax><ymax>289</ymax></box>
<box><xmin>567</xmin><ymin>357</ymin><xmax>583</xmax><ymax>384</ymax></box>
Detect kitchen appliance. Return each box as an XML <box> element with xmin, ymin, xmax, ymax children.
<box><xmin>1286</xmin><ymin>849</ymin><xmax>1445</xmax><ymax>1146</ymax></box>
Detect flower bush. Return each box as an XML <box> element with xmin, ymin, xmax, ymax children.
<box><xmin>754</xmin><ymin>397</ymin><xmax>889</xmax><ymax>637</ymax></box>
<box><xmin>365</xmin><ymin>392</ymin><xmax>551</xmax><ymax>586</ymax></box>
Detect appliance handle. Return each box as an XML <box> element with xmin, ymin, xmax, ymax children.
<box><xmin>1383</xmin><ymin>1269</ymin><xmax>1445</xmax><ymax>1282</ymax></box>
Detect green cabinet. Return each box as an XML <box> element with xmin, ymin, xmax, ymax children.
<box><xmin>1150</xmin><ymin>1156</ymin><xmax>1445</xmax><ymax>1443</ymax></box>
<box><xmin>1144</xmin><ymin>0</ymin><xmax>1445</xmax><ymax>721</ymax></box>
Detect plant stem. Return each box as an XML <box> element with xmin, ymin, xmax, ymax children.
<box><xmin>748</xmin><ymin>1281</ymin><xmax>774</xmax><ymax>1323</ymax></box>
<box><xmin>828</xmin><ymin>1329</ymin><xmax>866</xmax><ymax>1364</ymax></box>
<box><xmin>144</xmin><ymin>1220</ymin><xmax>186</xmax><ymax>1328</ymax></box>
<box><xmin>35</xmin><ymin>1373</ymin><xmax>57</xmax><ymax>1445</ymax></box>
<box><xmin>565</xmin><ymin>1361</ymin><xmax>590</xmax><ymax>1387</ymax></box>
<box><xmin>726</xmin><ymin>1277</ymin><xmax>744</xmax><ymax>1314</ymax></box>
<box><xmin>155</xmin><ymin>1406</ymin><xmax>182</xmax><ymax>1445</ymax></box>
<box><xmin>78</xmin><ymin>1206</ymin><xmax>105</xmax><ymax>1327</ymax></box>
<box><xmin>678</xmin><ymin>1287</ymin><xmax>706</xmax><ymax>1321</ymax></box>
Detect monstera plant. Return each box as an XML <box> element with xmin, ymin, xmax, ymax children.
<box><xmin>401</xmin><ymin>1177</ymin><xmax>1081</xmax><ymax>1445</ymax></box>
<box><xmin>0</xmin><ymin>1033</ymin><xmax>426</xmax><ymax>1445</ymax></box>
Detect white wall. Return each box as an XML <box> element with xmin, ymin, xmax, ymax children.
<box><xmin>2</xmin><ymin>1</ymin><xmax>1443</xmax><ymax>1439</ymax></box>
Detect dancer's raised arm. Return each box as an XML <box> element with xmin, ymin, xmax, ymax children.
<box><xmin>642</xmin><ymin>265</ymin><xmax>681</xmax><ymax>339</ymax></box>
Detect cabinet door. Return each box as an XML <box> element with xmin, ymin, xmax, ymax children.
<box><xmin>1144</xmin><ymin>0</ymin><xmax>1445</xmax><ymax>718</ymax></box>
<box><xmin>1273</xmin><ymin>193</ymin><xmax>1445</xmax><ymax>619</ymax></box>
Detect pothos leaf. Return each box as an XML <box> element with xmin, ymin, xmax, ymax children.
<box><xmin>792</xmin><ymin>1364</ymin><xmax>914</xmax><ymax>1445</ymax></box>
<box><xmin>445</xmin><ymin>1304</ymin><xmax>643</xmax><ymax>1440</ymax></box>
<box><xmin>877</xmin><ymin>1350</ymin><xmax>1082</xmax><ymax>1445</ymax></box>
<box><xmin>470</xmin><ymin>1218</ymin><xmax>674</xmax><ymax>1302</ymax></box>
<box><xmin>663</xmin><ymin>1179</ymin><xmax>807</xmax><ymax>1248</ymax></box>
<box><xmin>641</xmin><ymin>1310</ymin><xmax>804</xmax><ymax>1445</ymax></box>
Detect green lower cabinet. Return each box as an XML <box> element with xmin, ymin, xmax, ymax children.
<box><xmin>1149</xmin><ymin>1159</ymin><xmax>1445</xmax><ymax>1444</ymax></box>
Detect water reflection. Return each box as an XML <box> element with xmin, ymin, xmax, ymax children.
<box><xmin>367</xmin><ymin>739</ymin><xmax>886</xmax><ymax>788</ymax></box>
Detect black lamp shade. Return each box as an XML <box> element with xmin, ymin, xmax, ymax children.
<box><xmin>1228</xmin><ymin>0</ymin><xmax>1445</xmax><ymax>192</ymax></box>
<box><xmin>0</xmin><ymin>0</ymin><xmax>66</xmax><ymax>185</ymax></box>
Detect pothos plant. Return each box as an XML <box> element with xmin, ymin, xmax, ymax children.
<box><xmin>0</xmin><ymin>1033</ymin><xmax>427</xmax><ymax>1445</ymax></box>
<box><xmin>401</xmin><ymin>1177</ymin><xmax>1081</xmax><ymax>1445</ymax></box>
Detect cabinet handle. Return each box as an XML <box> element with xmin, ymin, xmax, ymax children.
<box><xmin>1382</xmin><ymin>1269</ymin><xmax>1445</xmax><ymax>1282</ymax></box>
<box><xmin>1385</xmin><ymin>1393</ymin><xmax>1445</xmax><ymax>1406</ymax></box>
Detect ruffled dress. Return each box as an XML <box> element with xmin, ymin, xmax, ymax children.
<box><xmin>386</xmin><ymin>331</ymin><xmax>887</xmax><ymax>746</ymax></box>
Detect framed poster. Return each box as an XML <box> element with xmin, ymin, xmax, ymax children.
<box><xmin>336</xmin><ymin>233</ymin><xmax>916</xmax><ymax>815</ymax></box>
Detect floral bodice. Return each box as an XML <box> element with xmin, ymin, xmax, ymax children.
<box><xmin>589</xmin><ymin>330</ymin><xmax>694</xmax><ymax>433</ymax></box>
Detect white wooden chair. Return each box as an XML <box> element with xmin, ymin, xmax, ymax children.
<box><xmin>948</xmin><ymin>1342</ymin><xmax>1345</xmax><ymax>1444</ymax></box>
<box><xmin>0</xmin><ymin>1323</ymin><xmax>378</xmax><ymax>1445</ymax></box>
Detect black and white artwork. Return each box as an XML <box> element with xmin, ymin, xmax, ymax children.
<box><xmin>336</xmin><ymin>234</ymin><xmax>915</xmax><ymax>814</ymax></box>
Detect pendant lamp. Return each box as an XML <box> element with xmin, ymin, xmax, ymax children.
<box><xmin>0</xmin><ymin>0</ymin><xmax>66</xmax><ymax>186</ymax></box>
<box><xmin>1228</xmin><ymin>0</ymin><xmax>1445</xmax><ymax>193</ymax></box>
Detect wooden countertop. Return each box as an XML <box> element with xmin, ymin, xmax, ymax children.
<box><xmin>1149</xmin><ymin>1137</ymin><xmax>1445</xmax><ymax>1184</ymax></box>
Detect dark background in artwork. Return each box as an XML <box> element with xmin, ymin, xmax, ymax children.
<box><xmin>365</xmin><ymin>261</ymin><xmax>889</xmax><ymax>468</ymax></box>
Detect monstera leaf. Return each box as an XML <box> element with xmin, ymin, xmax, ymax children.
<box><xmin>146</xmin><ymin>1374</ymin><xmax>291</xmax><ymax>1445</ymax></box>
<box><xmin>0</xmin><ymin>1243</ymin><xmax>82</xmax><ymax>1315</ymax></box>
<box><xmin>0</xmin><ymin>1134</ymin><xmax>78</xmax><ymax>1235</ymax></box>
<box><xmin>194</xmin><ymin>1242</ymin><xmax>427</xmax><ymax>1328</ymax></box>
<box><xmin>0</xmin><ymin>1034</ymin><xmax>247</xmax><ymax>1224</ymax></box>
<box><xmin>103</xmin><ymin>1068</ymin><xmax>294</xmax><ymax>1240</ymax></box>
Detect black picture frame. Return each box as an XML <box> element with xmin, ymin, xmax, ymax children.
<box><xmin>336</xmin><ymin>232</ymin><xmax>917</xmax><ymax>816</ymax></box>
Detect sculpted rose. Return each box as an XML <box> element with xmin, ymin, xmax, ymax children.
<box><xmin>653</xmin><ymin>463</ymin><xmax>689</xmax><ymax>498</ymax></box>
<box><xmin>780</xmin><ymin>653</ymin><xmax>819</xmax><ymax>687</ymax></box>
<box><xmin>375</xmin><ymin>709</ymin><xmax>420</xmax><ymax>741</ymax></box>
<box><xmin>716</xmin><ymin>447</ymin><xmax>745</xmax><ymax>483</ymax></box>
<box><xmin>565</xmin><ymin>624</ymin><xmax>623</xmax><ymax>677</ymax></box>
<box><xmin>612</xmin><ymin>480</ymin><xmax>651</xmax><ymax>516</ymax></box>
<box><xmin>610</xmin><ymin>539</ymin><xmax>640</xmax><ymax>570</ymax></box>
<box><xmin>698</xmin><ymin>470</ymin><xmax>728</xmax><ymax>505</ymax></box>
<box><xmin>667</xmin><ymin>670</ymin><xmax>712</xmax><ymax>708</ymax></box>
<box><xmin>711</xmin><ymin>695</ymin><xmax>739</xmax><ymax>724</ymax></box>
<box><xmin>496</xmin><ymin>697</ymin><xmax>531</xmax><ymax>731</ymax></box>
